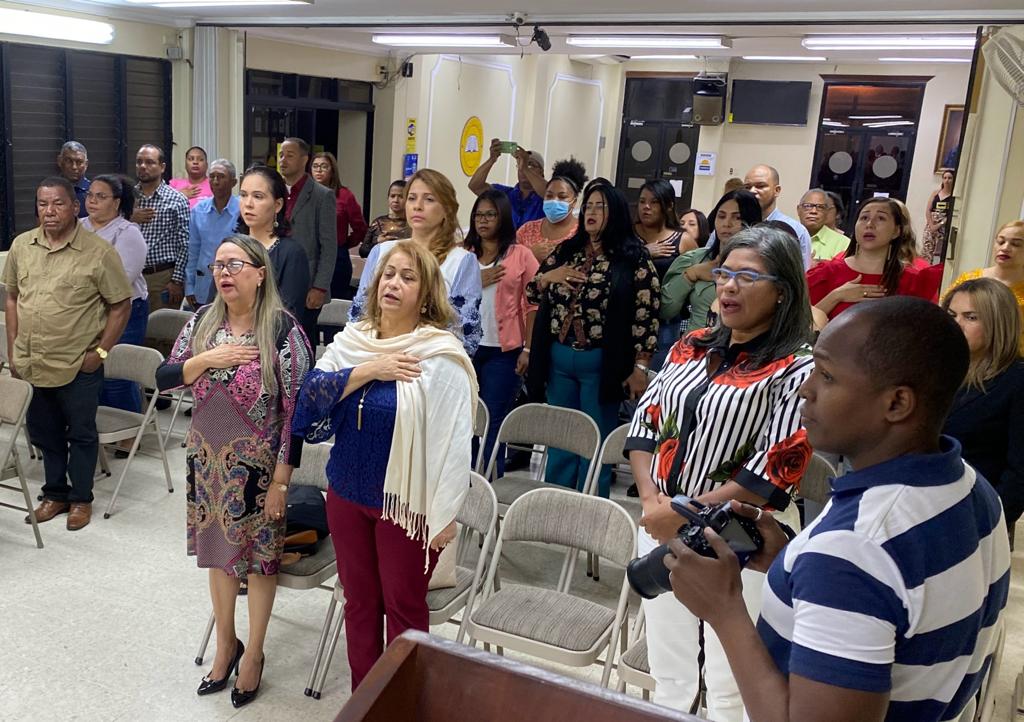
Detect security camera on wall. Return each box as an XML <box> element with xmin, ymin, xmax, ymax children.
<box><xmin>693</xmin><ymin>75</ymin><xmax>727</xmax><ymax>126</ymax></box>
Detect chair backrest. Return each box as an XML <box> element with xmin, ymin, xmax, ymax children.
<box><xmin>799</xmin><ymin>453</ymin><xmax>837</xmax><ymax>505</ymax></box>
<box><xmin>599</xmin><ymin>424</ymin><xmax>630</xmax><ymax>467</ymax></box>
<box><xmin>474</xmin><ymin>398</ymin><xmax>489</xmax><ymax>440</ymax></box>
<box><xmin>292</xmin><ymin>441</ymin><xmax>332</xmax><ymax>491</ymax></box>
<box><xmin>0</xmin><ymin>376</ymin><xmax>32</xmax><ymax>466</ymax></box>
<box><xmin>104</xmin><ymin>344</ymin><xmax>165</xmax><ymax>387</ymax></box>
<box><xmin>0</xmin><ymin>321</ymin><xmax>7</xmax><ymax>366</ymax></box>
<box><xmin>496</xmin><ymin>403</ymin><xmax>601</xmax><ymax>461</ymax></box>
<box><xmin>318</xmin><ymin>299</ymin><xmax>352</xmax><ymax>328</ymax></box>
<box><xmin>457</xmin><ymin>471</ymin><xmax>498</xmax><ymax>537</ymax></box>
<box><xmin>500</xmin><ymin>487</ymin><xmax>636</xmax><ymax>566</ymax></box>
<box><xmin>146</xmin><ymin>309</ymin><xmax>193</xmax><ymax>343</ymax></box>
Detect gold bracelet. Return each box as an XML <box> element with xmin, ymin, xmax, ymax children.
<box><xmin>274</xmin><ymin>483</ymin><xmax>289</xmax><ymax>493</ymax></box>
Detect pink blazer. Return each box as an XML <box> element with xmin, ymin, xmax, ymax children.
<box><xmin>491</xmin><ymin>244</ymin><xmax>541</xmax><ymax>352</ymax></box>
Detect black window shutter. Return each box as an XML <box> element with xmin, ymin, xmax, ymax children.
<box><xmin>125</xmin><ymin>58</ymin><xmax>171</xmax><ymax>177</ymax></box>
<box><xmin>70</xmin><ymin>52</ymin><xmax>121</xmax><ymax>178</ymax></box>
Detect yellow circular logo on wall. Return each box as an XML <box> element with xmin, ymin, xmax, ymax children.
<box><xmin>460</xmin><ymin>116</ymin><xmax>484</xmax><ymax>176</ymax></box>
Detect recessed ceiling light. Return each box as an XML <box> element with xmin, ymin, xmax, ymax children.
<box><xmin>0</xmin><ymin>7</ymin><xmax>113</xmax><ymax>44</ymax></box>
<box><xmin>372</xmin><ymin>35</ymin><xmax>514</xmax><ymax>48</ymax></box>
<box><xmin>878</xmin><ymin>57</ymin><xmax>972</xmax><ymax>63</ymax></box>
<box><xmin>629</xmin><ymin>55</ymin><xmax>699</xmax><ymax>60</ymax></box>
<box><xmin>741</xmin><ymin>55</ymin><xmax>827</xmax><ymax>62</ymax></box>
<box><xmin>567</xmin><ymin>36</ymin><xmax>727</xmax><ymax>49</ymax></box>
<box><xmin>803</xmin><ymin>35</ymin><xmax>975</xmax><ymax>50</ymax></box>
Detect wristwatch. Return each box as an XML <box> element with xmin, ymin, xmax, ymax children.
<box><xmin>94</xmin><ymin>347</ymin><xmax>108</xmax><ymax>360</ymax></box>
<box><xmin>274</xmin><ymin>483</ymin><xmax>289</xmax><ymax>494</ymax></box>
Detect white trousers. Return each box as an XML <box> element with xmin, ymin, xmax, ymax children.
<box><xmin>639</xmin><ymin>527</ymin><xmax>765</xmax><ymax>722</ymax></box>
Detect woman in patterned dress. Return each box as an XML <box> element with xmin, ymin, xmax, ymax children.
<box><xmin>156</xmin><ymin>233</ymin><xmax>311</xmax><ymax>708</ymax></box>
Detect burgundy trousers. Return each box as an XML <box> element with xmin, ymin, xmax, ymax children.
<box><xmin>327</xmin><ymin>490</ymin><xmax>439</xmax><ymax>690</ymax></box>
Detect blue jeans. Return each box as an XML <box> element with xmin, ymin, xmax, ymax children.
<box><xmin>652</xmin><ymin>318</ymin><xmax>682</xmax><ymax>373</ymax></box>
<box><xmin>545</xmin><ymin>343</ymin><xmax>619</xmax><ymax>498</ymax></box>
<box><xmin>100</xmin><ymin>297</ymin><xmax>148</xmax><ymax>412</ymax></box>
<box><xmin>472</xmin><ymin>345</ymin><xmax>522</xmax><ymax>477</ymax></box>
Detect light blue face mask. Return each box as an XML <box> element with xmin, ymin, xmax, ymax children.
<box><xmin>543</xmin><ymin>199</ymin><xmax>572</xmax><ymax>223</ymax></box>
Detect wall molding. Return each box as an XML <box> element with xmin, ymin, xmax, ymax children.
<box><xmin>543</xmin><ymin>73</ymin><xmax>604</xmax><ymax>177</ymax></box>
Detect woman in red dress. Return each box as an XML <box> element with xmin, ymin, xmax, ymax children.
<box><xmin>807</xmin><ymin>197</ymin><xmax>942</xmax><ymax>329</ymax></box>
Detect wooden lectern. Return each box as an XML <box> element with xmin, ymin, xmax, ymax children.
<box><xmin>335</xmin><ymin>630</ymin><xmax>704</xmax><ymax>721</ymax></box>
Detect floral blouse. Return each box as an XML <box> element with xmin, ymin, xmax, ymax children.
<box><xmin>525</xmin><ymin>246</ymin><xmax>660</xmax><ymax>357</ymax></box>
<box><xmin>624</xmin><ymin>328</ymin><xmax>814</xmax><ymax>510</ymax></box>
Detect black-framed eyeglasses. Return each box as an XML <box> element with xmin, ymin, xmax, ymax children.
<box><xmin>208</xmin><ymin>260</ymin><xmax>260</xmax><ymax>275</ymax></box>
<box><xmin>85</xmin><ymin>192</ymin><xmax>113</xmax><ymax>202</ymax></box>
<box><xmin>473</xmin><ymin>211</ymin><xmax>499</xmax><ymax>221</ymax></box>
<box><xmin>710</xmin><ymin>268</ymin><xmax>778</xmax><ymax>287</ymax></box>
<box><xmin>798</xmin><ymin>203</ymin><xmax>833</xmax><ymax>211</ymax></box>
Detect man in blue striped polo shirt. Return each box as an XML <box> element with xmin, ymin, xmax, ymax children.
<box><xmin>663</xmin><ymin>297</ymin><xmax>1010</xmax><ymax>722</ymax></box>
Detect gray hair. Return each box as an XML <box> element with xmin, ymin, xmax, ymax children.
<box><xmin>800</xmin><ymin>187</ymin><xmax>829</xmax><ymax>203</ymax></box>
<box><xmin>692</xmin><ymin>225</ymin><xmax>813</xmax><ymax>367</ymax></box>
<box><xmin>60</xmin><ymin>141</ymin><xmax>88</xmax><ymax>158</ymax></box>
<box><xmin>529</xmin><ymin>150</ymin><xmax>545</xmax><ymax>168</ymax></box>
<box><xmin>209</xmin><ymin>158</ymin><xmax>237</xmax><ymax>179</ymax></box>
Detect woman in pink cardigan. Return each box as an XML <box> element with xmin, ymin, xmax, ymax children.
<box><xmin>464</xmin><ymin>189</ymin><xmax>540</xmax><ymax>475</ymax></box>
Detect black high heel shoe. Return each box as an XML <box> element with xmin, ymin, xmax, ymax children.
<box><xmin>231</xmin><ymin>654</ymin><xmax>265</xmax><ymax>708</ymax></box>
<box><xmin>196</xmin><ymin>639</ymin><xmax>244</xmax><ymax>696</ymax></box>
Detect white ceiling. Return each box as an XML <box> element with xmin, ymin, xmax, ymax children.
<box><xmin>23</xmin><ymin>0</ymin><xmax>1024</xmax><ymax>61</ymax></box>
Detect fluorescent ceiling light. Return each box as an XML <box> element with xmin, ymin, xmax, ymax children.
<box><xmin>864</xmin><ymin>120</ymin><xmax>916</xmax><ymax>127</ymax></box>
<box><xmin>567</xmin><ymin>36</ymin><xmax>726</xmax><ymax>49</ymax></box>
<box><xmin>822</xmin><ymin>120</ymin><xmax>849</xmax><ymax>127</ymax></box>
<box><xmin>742</xmin><ymin>55</ymin><xmax>827</xmax><ymax>62</ymax></box>
<box><xmin>372</xmin><ymin>35</ymin><xmax>513</xmax><ymax>48</ymax></box>
<box><xmin>128</xmin><ymin>0</ymin><xmax>311</xmax><ymax>4</ymax></box>
<box><xmin>849</xmin><ymin>115</ymin><xmax>902</xmax><ymax>119</ymax></box>
<box><xmin>803</xmin><ymin>35</ymin><xmax>975</xmax><ymax>50</ymax></box>
<box><xmin>878</xmin><ymin>57</ymin><xmax>972</xmax><ymax>63</ymax></box>
<box><xmin>0</xmin><ymin>7</ymin><xmax>113</xmax><ymax>44</ymax></box>
<box><xmin>630</xmin><ymin>55</ymin><xmax>699</xmax><ymax>60</ymax></box>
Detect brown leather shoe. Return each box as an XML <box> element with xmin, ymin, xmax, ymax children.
<box><xmin>67</xmin><ymin>503</ymin><xmax>92</xmax><ymax>531</ymax></box>
<box><xmin>25</xmin><ymin>499</ymin><xmax>69</xmax><ymax>524</ymax></box>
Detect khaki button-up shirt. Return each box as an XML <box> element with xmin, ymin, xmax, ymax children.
<box><xmin>2</xmin><ymin>224</ymin><xmax>132</xmax><ymax>388</ymax></box>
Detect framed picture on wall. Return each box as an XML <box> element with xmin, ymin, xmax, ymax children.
<box><xmin>935</xmin><ymin>104</ymin><xmax>965</xmax><ymax>172</ymax></box>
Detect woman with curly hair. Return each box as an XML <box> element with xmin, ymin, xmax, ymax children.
<box><xmin>516</xmin><ymin>157</ymin><xmax>588</xmax><ymax>263</ymax></box>
<box><xmin>625</xmin><ymin>225</ymin><xmax>814</xmax><ymax>721</ymax></box>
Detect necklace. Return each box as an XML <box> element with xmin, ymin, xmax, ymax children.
<box><xmin>357</xmin><ymin>382</ymin><xmax>376</xmax><ymax>431</ymax></box>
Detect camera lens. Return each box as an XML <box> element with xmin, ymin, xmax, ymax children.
<box><xmin>626</xmin><ymin>542</ymin><xmax>674</xmax><ymax>599</ymax></box>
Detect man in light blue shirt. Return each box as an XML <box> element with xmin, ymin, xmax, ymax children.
<box><xmin>743</xmin><ymin>165</ymin><xmax>812</xmax><ymax>269</ymax></box>
<box><xmin>185</xmin><ymin>159</ymin><xmax>239</xmax><ymax>308</ymax></box>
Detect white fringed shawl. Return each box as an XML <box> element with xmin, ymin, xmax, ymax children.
<box><xmin>318</xmin><ymin>321</ymin><xmax>478</xmax><ymax>563</ymax></box>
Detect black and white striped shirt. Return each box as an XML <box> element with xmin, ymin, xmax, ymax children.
<box><xmin>625</xmin><ymin>328</ymin><xmax>814</xmax><ymax>509</ymax></box>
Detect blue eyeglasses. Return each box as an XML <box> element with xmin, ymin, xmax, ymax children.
<box><xmin>710</xmin><ymin>268</ymin><xmax>779</xmax><ymax>287</ymax></box>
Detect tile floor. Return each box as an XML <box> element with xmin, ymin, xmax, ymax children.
<box><xmin>1</xmin><ymin>411</ymin><xmax>1021</xmax><ymax>721</ymax></box>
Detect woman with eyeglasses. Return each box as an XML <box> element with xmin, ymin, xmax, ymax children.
<box><xmin>626</xmin><ymin>226</ymin><xmax>814</xmax><ymax>721</ymax></box>
<box><xmin>465</xmin><ymin>189</ymin><xmax>539</xmax><ymax>475</ymax></box>
<box><xmin>81</xmin><ymin>174</ymin><xmax>149</xmax><ymax>414</ymax></box>
<box><xmin>236</xmin><ymin>165</ymin><xmax>311</xmax><ymax>320</ymax></box>
<box><xmin>156</xmin><ymin>234</ymin><xmax>311</xmax><ymax>708</ymax></box>
<box><xmin>525</xmin><ymin>179</ymin><xmax>659</xmax><ymax>498</ymax></box>
<box><xmin>807</xmin><ymin>197</ymin><xmax>942</xmax><ymax>329</ymax></box>
<box><xmin>516</xmin><ymin>158</ymin><xmax>588</xmax><ymax>263</ymax></box>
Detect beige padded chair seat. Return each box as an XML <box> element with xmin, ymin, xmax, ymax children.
<box><xmin>494</xmin><ymin>473</ymin><xmax>548</xmax><ymax>507</ymax></box>
<box><xmin>621</xmin><ymin>636</ymin><xmax>650</xmax><ymax>674</ymax></box>
<box><xmin>96</xmin><ymin>408</ymin><xmax>146</xmax><ymax>435</ymax></box>
<box><xmin>280</xmin><ymin>540</ymin><xmax>336</xmax><ymax>579</ymax></box>
<box><xmin>427</xmin><ymin>566</ymin><xmax>475</xmax><ymax>611</ymax></box>
<box><xmin>470</xmin><ymin>583</ymin><xmax>615</xmax><ymax>652</ymax></box>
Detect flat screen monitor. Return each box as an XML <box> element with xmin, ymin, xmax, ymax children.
<box><xmin>730</xmin><ymin>79</ymin><xmax>812</xmax><ymax>126</ymax></box>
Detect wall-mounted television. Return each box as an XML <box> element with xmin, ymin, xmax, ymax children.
<box><xmin>729</xmin><ymin>80</ymin><xmax>813</xmax><ymax>126</ymax></box>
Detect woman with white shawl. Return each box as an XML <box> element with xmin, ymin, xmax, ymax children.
<box><xmin>293</xmin><ymin>240</ymin><xmax>478</xmax><ymax>690</ymax></box>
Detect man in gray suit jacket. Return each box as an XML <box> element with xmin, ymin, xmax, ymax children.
<box><xmin>279</xmin><ymin>137</ymin><xmax>337</xmax><ymax>344</ymax></box>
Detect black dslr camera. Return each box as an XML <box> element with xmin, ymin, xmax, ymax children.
<box><xmin>627</xmin><ymin>496</ymin><xmax>764</xmax><ymax>599</ymax></box>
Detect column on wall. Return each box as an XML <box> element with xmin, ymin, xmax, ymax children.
<box><xmin>192</xmin><ymin>26</ymin><xmax>220</xmax><ymax>160</ymax></box>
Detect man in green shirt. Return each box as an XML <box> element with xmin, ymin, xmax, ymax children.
<box><xmin>798</xmin><ymin>189</ymin><xmax>850</xmax><ymax>265</ymax></box>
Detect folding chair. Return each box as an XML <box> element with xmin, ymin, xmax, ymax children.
<box><xmin>473</xmin><ymin>398</ymin><xmax>490</xmax><ymax>475</ymax></box>
<box><xmin>797</xmin><ymin>452</ymin><xmax>837</xmax><ymax>526</ymax></box>
<box><xmin>97</xmin><ymin>344</ymin><xmax>173</xmax><ymax>518</ymax></box>
<box><xmin>587</xmin><ymin>423</ymin><xmax>634</xmax><ymax>582</ymax></box>
<box><xmin>0</xmin><ymin>376</ymin><xmax>42</xmax><ymax>548</ymax></box>
<box><xmin>193</xmin><ymin>442</ymin><xmax>338</xmax><ymax>695</ymax></box>
<box><xmin>144</xmin><ymin>309</ymin><xmax>194</xmax><ymax>448</ymax></box>
<box><xmin>0</xmin><ymin>322</ymin><xmax>35</xmax><ymax>459</ymax></box>
<box><xmin>316</xmin><ymin>299</ymin><xmax>352</xmax><ymax>356</ymax></box>
<box><xmin>484</xmin><ymin>403</ymin><xmax>601</xmax><ymax>510</ymax></box>
<box><xmin>305</xmin><ymin>472</ymin><xmax>499</xmax><ymax>700</ymax></box>
<box><xmin>465</xmin><ymin>487</ymin><xmax>636</xmax><ymax>688</ymax></box>
<box><xmin>616</xmin><ymin>605</ymin><xmax>655</xmax><ymax>700</ymax></box>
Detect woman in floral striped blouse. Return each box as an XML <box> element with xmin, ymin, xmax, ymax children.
<box><xmin>624</xmin><ymin>225</ymin><xmax>815</xmax><ymax>722</ymax></box>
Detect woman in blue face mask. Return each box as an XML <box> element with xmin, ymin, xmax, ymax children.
<box><xmin>516</xmin><ymin>157</ymin><xmax>588</xmax><ymax>263</ymax></box>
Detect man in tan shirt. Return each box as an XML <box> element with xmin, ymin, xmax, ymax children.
<box><xmin>3</xmin><ymin>177</ymin><xmax>132</xmax><ymax>530</ymax></box>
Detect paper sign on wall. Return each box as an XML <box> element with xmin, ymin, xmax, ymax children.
<box><xmin>405</xmin><ymin>118</ymin><xmax>417</xmax><ymax>154</ymax></box>
<box><xmin>695</xmin><ymin>152</ymin><xmax>716</xmax><ymax>176</ymax></box>
<box><xmin>460</xmin><ymin>116</ymin><xmax>484</xmax><ymax>177</ymax></box>
<box><xmin>403</xmin><ymin>153</ymin><xmax>418</xmax><ymax>179</ymax></box>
